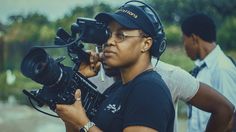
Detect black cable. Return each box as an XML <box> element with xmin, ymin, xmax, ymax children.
<box><xmin>33</xmin><ymin>34</ymin><xmax>81</xmax><ymax>49</ymax></box>
<box><xmin>29</xmin><ymin>97</ymin><xmax>59</xmax><ymax>118</ymax></box>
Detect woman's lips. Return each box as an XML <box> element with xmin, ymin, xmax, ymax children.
<box><xmin>103</xmin><ymin>49</ymin><xmax>116</xmax><ymax>57</ymax></box>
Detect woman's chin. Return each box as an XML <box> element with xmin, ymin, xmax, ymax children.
<box><xmin>104</xmin><ymin>59</ymin><xmax>119</xmax><ymax>68</ymax></box>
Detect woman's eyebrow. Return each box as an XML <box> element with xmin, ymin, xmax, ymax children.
<box><xmin>108</xmin><ymin>28</ymin><xmax>123</xmax><ymax>33</ymax></box>
<box><xmin>118</xmin><ymin>27</ymin><xmax>130</xmax><ymax>31</ymax></box>
<box><xmin>107</xmin><ymin>26</ymin><xmax>129</xmax><ymax>32</ymax></box>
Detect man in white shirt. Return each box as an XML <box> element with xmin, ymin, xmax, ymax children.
<box><xmin>181</xmin><ymin>13</ymin><xmax>236</xmax><ymax>132</ymax></box>
<box><xmin>155</xmin><ymin>60</ymin><xmax>234</xmax><ymax>132</ymax></box>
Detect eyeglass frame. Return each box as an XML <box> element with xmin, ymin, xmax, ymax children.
<box><xmin>107</xmin><ymin>29</ymin><xmax>149</xmax><ymax>43</ymax></box>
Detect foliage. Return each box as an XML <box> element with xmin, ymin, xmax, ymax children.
<box><xmin>161</xmin><ymin>46</ymin><xmax>194</xmax><ymax>71</ymax></box>
<box><xmin>147</xmin><ymin>0</ymin><xmax>236</xmax><ymax>50</ymax></box>
<box><xmin>0</xmin><ymin>21</ymin><xmax>6</xmax><ymax>32</ymax></box>
<box><xmin>55</xmin><ymin>6</ymin><xmax>92</xmax><ymax>31</ymax></box>
<box><xmin>165</xmin><ymin>24</ymin><xmax>182</xmax><ymax>46</ymax></box>
<box><xmin>0</xmin><ymin>70</ymin><xmax>41</xmax><ymax>103</ymax></box>
<box><xmin>147</xmin><ymin>0</ymin><xmax>236</xmax><ymax>24</ymax></box>
<box><xmin>38</xmin><ymin>25</ymin><xmax>55</xmax><ymax>42</ymax></box>
<box><xmin>217</xmin><ymin>16</ymin><xmax>236</xmax><ymax>50</ymax></box>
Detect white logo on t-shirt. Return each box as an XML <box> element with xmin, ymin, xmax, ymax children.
<box><xmin>104</xmin><ymin>104</ymin><xmax>121</xmax><ymax>113</ymax></box>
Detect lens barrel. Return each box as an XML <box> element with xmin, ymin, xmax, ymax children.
<box><xmin>21</xmin><ymin>47</ymin><xmax>63</xmax><ymax>86</ymax></box>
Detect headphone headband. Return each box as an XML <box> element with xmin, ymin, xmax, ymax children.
<box><xmin>121</xmin><ymin>0</ymin><xmax>166</xmax><ymax>59</ymax></box>
<box><xmin>123</xmin><ymin>0</ymin><xmax>164</xmax><ymax>33</ymax></box>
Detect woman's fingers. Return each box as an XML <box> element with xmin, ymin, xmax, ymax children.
<box><xmin>74</xmin><ymin>89</ymin><xmax>81</xmax><ymax>102</ymax></box>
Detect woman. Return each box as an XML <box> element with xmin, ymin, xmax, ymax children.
<box><xmin>56</xmin><ymin>1</ymin><xmax>174</xmax><ymax>132</ymax></box>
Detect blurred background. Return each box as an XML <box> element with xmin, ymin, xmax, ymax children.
<box><xmin>0</xmin><ymin>0</ymin><xmax>235</xmax><ymax>131</ymax></box>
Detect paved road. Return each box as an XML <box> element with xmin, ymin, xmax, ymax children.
<box><xmin>0</xmin><ymin>103</ymin><xmax>64</xmax><ymax>132</ymax></box>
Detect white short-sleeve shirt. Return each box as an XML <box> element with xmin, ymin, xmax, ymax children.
<box><xmin>188</xmin><ymin>45</ymin><xmax>236</xmax><ymax>132</ymax></box>
<box><xmin>154</xmin><ymin>61</ymin><xmax>199</xmax><ymax>103</ymax></box>
<box><xmin>154</xmin><ymin>60</ymin><xmax>200</xmax><ymax>132</ymax></box>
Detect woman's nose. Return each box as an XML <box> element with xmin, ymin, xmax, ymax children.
<box><xmin>106</xmin><ymin>33</ymin><xmax>116</xmax><ymax>46</ymax></box>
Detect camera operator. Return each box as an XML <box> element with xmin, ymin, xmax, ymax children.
<box><xmin>102</xmin><ymin>59</ymin><xmax>234</xmax><ymax>132</ymax></box>
<box><xmin>56</xmin><ymin>1</ymin><xmax>175</xmax><ymax>132</ymax></box>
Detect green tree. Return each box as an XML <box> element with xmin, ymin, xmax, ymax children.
<box><xmin>4</xmin><ymin>13</ymin><xmax>52</xmax><ymax>69</ymax></box>
<box><xmin>0</xmin><ymin>21</ymin><xmax>5</xmax><ymax>72</ymax></box>
<box><xmin>210</xmin><ymin>0</ymin><xmax>236</xmax><ymax>17</ymax></box>
<box><xmin>23</xmin><ymin>13</ymin><xmax>49</xmax><ymax>25</ymax></box>
<box><xmin>0</xmin><ymin>35</ymin><xmax>4</xmax><ymax>72</ymax></box>
<box><xmin>147</xmin><ymin>0</ymin><xmax>235</xmax><ymax>24</ymax></box>
<box><xmin>218</xmin><ymin>16</ymin><xmax>236</xmax><ymax>50</ymax></box>
<box><xmin>8</xmin><ymin>15</ymin><xmax>24</xmax><ymax>23</ymax></box>
<box><xmin>165</xmin><ymin>24</ymin><xmax>182</xmax><ymax>45</ymax></box>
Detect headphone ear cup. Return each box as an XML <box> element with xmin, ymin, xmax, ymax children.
<box><xmin>158</xmin><ymin>38</ymin><xmax>166</xmax><ymax>55</ymax></box>
<box><xmin>150</xmin><ymin>32</ymin><xmax>166</xmax><ymax>58</ymax></box>
<box><xmin>151</xmin><ymin>23</ymin><xmax>167</xmax><ymax>58</ymax></box>
<box><xmin>149</xmin><ymin>21</ymin><xmax>166</xmax><ymax>58</ymax></box>
<box><xmin>158</xmin><ymin>31</ymin><xmax>167</xmax><ymax>54</ymax></box>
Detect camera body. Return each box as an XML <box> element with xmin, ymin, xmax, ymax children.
<box><xmin>21</xmin><ymin>48</ymin><xmax>105</xmax><ymax>118</ymax></box>
<box><xmin>21</xmin><ymin>17</ymin><xmax>110</xmax><ymax>118</ymax></box>
<box><xmin>71</xmin><ymin>17</ymin><xmax>110</xmax><ymax>44</ymax></box>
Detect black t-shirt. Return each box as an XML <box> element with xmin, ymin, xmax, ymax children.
<box><xmin>92</xmin><ymin>70</ymin><xmax>175</xmax><ymax>132</ymax></box>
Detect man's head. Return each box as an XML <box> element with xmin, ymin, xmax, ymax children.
<box><xmin>181</xmin><ymin>13</ymin><xmax>216</xmax><ymax>60</ymax></box>
<box><xmin>95</xmin><ymin>1</ymin><xmax>166</xmax><ymax>59</ymax></box>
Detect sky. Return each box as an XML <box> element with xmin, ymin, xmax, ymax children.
<box><xmin>0</xmin><ymin>0</ymin><xmax>128</xmax><ymax>24</ymax></box>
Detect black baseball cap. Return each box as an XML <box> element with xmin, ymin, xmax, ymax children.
<box><xmin>95</xmin><ymin>4</ymin><xmax>156</xmax><ymax>37</ymax></box>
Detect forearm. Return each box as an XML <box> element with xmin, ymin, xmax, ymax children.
<box><xmin>233</xmin><ymin>111</ymin><xmax>236</xmax><ymax>131</ymax></box>
<box><xmin>75</xmin><ymin>120</ymin><xmax>103</xmax><ymax>132</ymax></box>
<box><xmin>68</xmin><ymin>117</ymin><xmax>103</xmax><ymax>132</ymax></box>
<box><xmin>66</xmin><ymin>126</ymin><xmax>79</xmax><ymax>132</ymax></box>
<box><xmin>205</xmin><ymin>109</ymin><xmax>233</xmax><ymax>132</ymax></box>
<box><xmin>71</xmin><ymin>123</ymin><xmax>103</xmax><ymax>132</ymax></box>
<box><xmin>65</xmin><ymin>122</ymin><xmax>79</xmax><ymax>132</ymax></box>
<box><xmin>225</xmin><ymin>110</ymin><xmax>236</xmax><ymax>132</ymax></box>
<box><xmin>188</xmin><ymin>82</ymin><xmax>235</xmax><ymax>132</ymax></box>
<box><xmin>64</xmin><ymin>119</ymin><xmax>103</xmax><ymax>132</ymax></box>
<box><xmin>88</xmin><ymin>126</ymin><xmax>103</xmax><ymax>132</ymax></box>
<box><xmin>225</xmin><ymin>115</ymin><xmax>234</xmax><ymax>132</ymax></box>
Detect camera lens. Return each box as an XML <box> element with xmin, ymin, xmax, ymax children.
<box><xmin>21</xmin><ymin>47</ymin><xmax>63</xmax><ymax>86</ymax></box>
<box><xmin>34</xmin><ymin>62</ymin><xmax>47</xmax><ymax>74</ymax></box>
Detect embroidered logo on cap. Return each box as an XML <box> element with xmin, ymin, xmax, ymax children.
<box><xmin>116</xmin><ymin>9</ymin><xmax>138</xmax><ymax>19</ymax></box>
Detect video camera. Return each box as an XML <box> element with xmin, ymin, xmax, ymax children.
<box><xmin>21</xmin><ymin>17</ymin><xmax>110</xmax><ymax>118</ymax></box>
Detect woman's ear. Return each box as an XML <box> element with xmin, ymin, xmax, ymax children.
<box><xmin>141</xmin><ymin>37</ymin><xmax>153</xmax><ymax>53</ymax></box>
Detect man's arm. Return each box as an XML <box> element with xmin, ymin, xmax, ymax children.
<box><xmin>188</xmin><ymin>82</ymin><xmax>234</xmax><ymax>132</ymax></box>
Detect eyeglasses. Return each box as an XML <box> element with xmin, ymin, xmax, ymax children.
<box><xmin>108</xmin><ymin>30</ymin><xmax>148</xmax><ymax>43</ymax></box>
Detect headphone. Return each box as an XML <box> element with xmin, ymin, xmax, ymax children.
<box><xmin>120</xmin><ymin>0</ymin><xmax>166</xmax><ymax>59</ymax></box>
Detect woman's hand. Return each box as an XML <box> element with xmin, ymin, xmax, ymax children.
<box><xmin>56</xmin><ymin>89</ymin><xmax>90</xmax><ymax>129</ymax></box>
<box><xmin>79</xmin><ymin>51</ymin><xmax>101</xmax><ymax>78</ymax></box>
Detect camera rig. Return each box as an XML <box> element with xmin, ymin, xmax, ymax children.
<box><xmin>21</xmin><ymin>17</ymin><xmax>110</xmax><ymax>118</ymax></box>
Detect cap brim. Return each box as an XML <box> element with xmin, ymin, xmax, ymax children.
<box><xmin>95</xmin><ymin>13</ymin><xmax>139</xmax><ymax>29</ymax></box>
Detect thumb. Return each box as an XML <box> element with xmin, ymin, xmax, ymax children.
<box><xmin>74</xmin><ymin>89</ymin><xmax>81</xmax><ymax>101</ymax></box>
